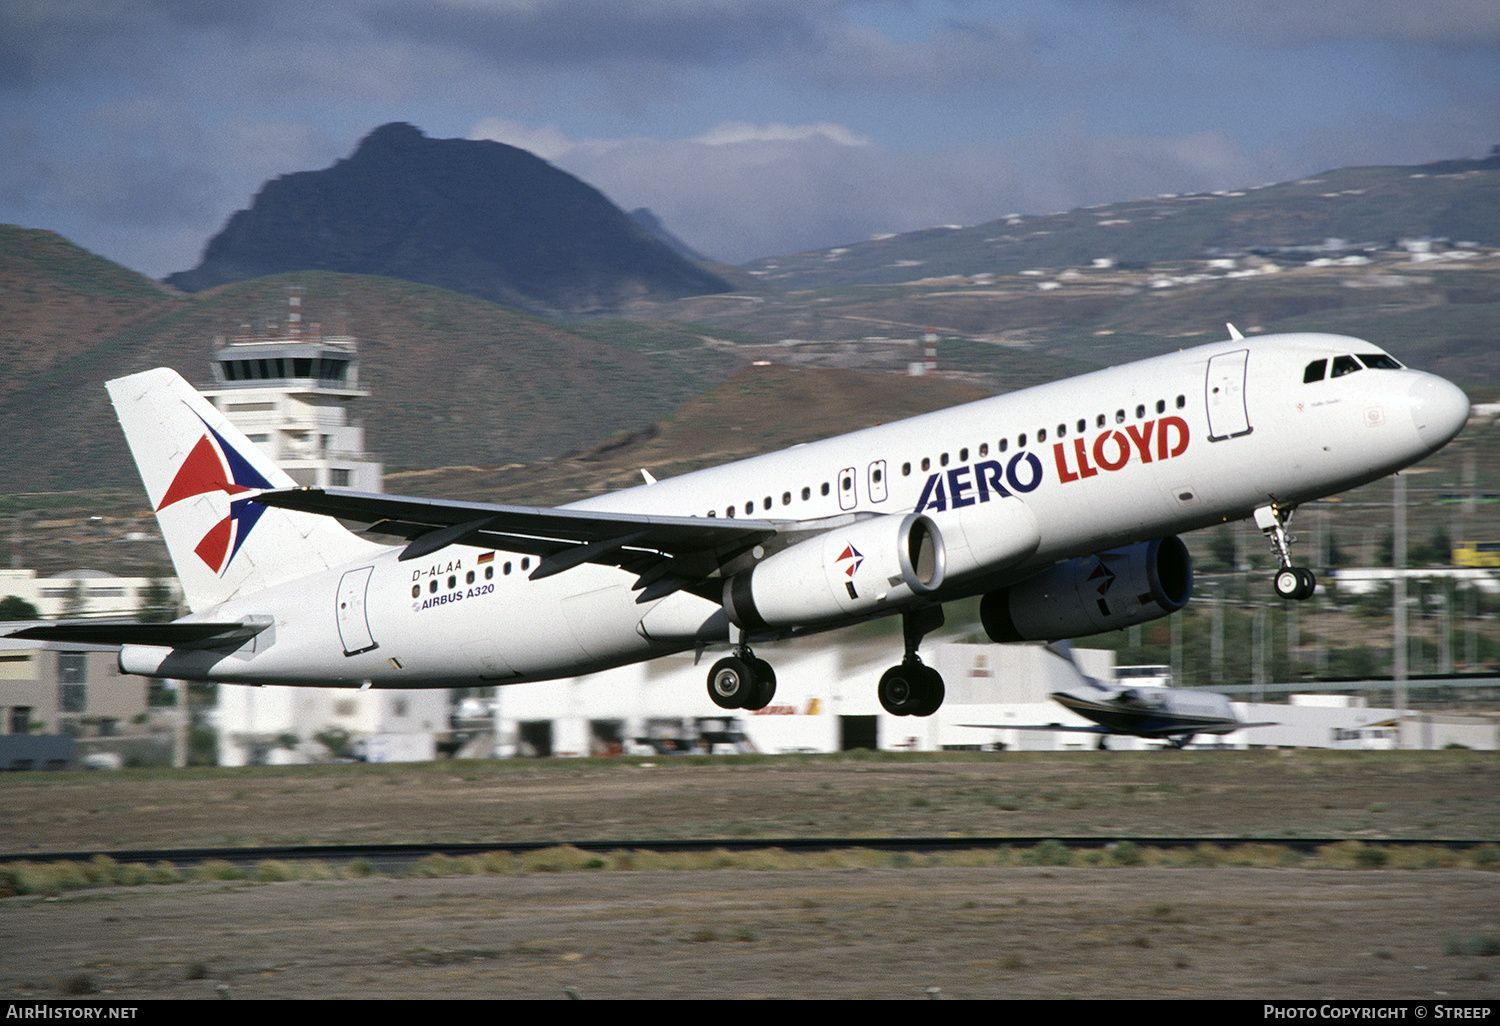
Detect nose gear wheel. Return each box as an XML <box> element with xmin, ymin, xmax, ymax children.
<box><xmin>1256</xmin><ymin>504</ymin><xmax>1317</xmax><ymax>601</ymax></box>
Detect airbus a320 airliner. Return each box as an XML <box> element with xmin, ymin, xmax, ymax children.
<box><xmin>9</xmin><ymin>331</ymin><xmax>1469</xmax><ymax>717</ymax></box>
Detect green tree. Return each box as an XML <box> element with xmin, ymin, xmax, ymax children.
<box><xmin>1327</xmin><ymin>531</ymin><xmax>1346</xmax><ymax>568</ymax></box>
<box><xmin>137</xmin><ymin>579</ymin><xmax>179</xmax><ymax>623</ymax></box>
<box><xmin>1327</xmin><ymin>646</ymin><xmax>1380</xmax><ymax>679</ymax></box>
<box><xmin>0</xmin><ymin>595</ymin><xmax>41</xmax><ymax>620</ymax></box>
<box><xmin>315</xmin><ymin>727</ymin><xmax>354</xmax><ymax>759</ymax></box>
<box><xmin>1417</xmin><ymin>526</ymin><xmax>1452</xmax><ymax>567</ymax></box>
<box><xmin>1207</xmin><ymin>528</ymin><xmax>1237</xmax><ymax>572</ymax></box>
<box><xmin>1377</xmin><ymin>531</ymin><xmax>1395</xmax><ymax>568</ymax></box>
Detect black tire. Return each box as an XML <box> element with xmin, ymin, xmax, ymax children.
<box><xmin>707</xmin><ymin>656</ymin><xmax>754</xmax><ymax>709</ymax></box>
<box><xmin>878</xmin><ymin>664</ymin><xmax>923</xmax><ymax>716</ymax></box>
<box><xmin>743</xmin><ymin>658</ymin><xmax>777</xmax><ymax>711</ymax></box>
<box><xmin>913</xmin><ymin>665</ymin><xmax>945</xmax><ymax>717</ymax></box>
<box><xmin>1275</xmin><ymin>566</ymin><xmax>1317</xmax><ymax>601</ymax></box>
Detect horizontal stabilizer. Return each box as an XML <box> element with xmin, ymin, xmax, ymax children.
<box><xmin>5</xmin><ymin>617</ymin><xmax>272</xmax><ymax>650</ymax></box>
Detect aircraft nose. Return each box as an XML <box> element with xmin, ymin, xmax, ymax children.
<box><xmin>1409</xmin><ymin>374</ymin><xmax>1470</xmax><ymax>451</ymax></box>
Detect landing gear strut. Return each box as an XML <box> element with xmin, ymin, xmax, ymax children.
<box><xmin>1255</xmin><ymin>504</ymin><xmax>1317</xmax><ymax>601</ymax></box>
<box><xmin>706</xmin><ymin>640</ymin><xmax>776</xmax><ymax>711</ymax></box>
<box><xmin>878</xmin><ymin>607</ymin><xmax>947</xmax><ymax>717</ymax></box>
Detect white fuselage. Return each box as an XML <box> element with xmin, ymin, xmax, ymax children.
<box><xmin>129</xmin><ymin>332</ymin><xmax>1468</xmax><ymax>688</ymax></box>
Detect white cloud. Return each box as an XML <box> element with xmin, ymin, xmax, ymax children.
<box><xmin>459</xmin><ymin>117</ymin><xmax>1289</xmax><ymax>265</ymax></box>
<box><xmin>693</xmin><ymin>122</ymin><xmax>870</xmax><ymax>147</ymax></box>
<box><xmin>468</xmin><ymin>118</ymin><xmax>594</xmax><ymax>161</ymax></box>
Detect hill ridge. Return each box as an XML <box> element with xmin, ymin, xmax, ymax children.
<box><xmin>165</xmin><ymin>122</ymin><xmax>731</xmax><ymax>315</ymax></box>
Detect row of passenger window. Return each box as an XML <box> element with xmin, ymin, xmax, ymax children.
<box><xmin>1303</xmin><ymin>353</ymin><xmax>1402</xmax><ymax>383</ymax></box>
<box><xmin>899</xmin><ymin>394</ymin><xmax>1189</xmax><ymax>476</ymax></box>
<box><xmin>409</xmin><ymin>558</ymin><xmax>532</xmax><ymax>597</ymax></box>
<box><xmin>712</xmin><ymin>481</ymin><xmax>835</xmax><ymax>518</ymax></box>
<box><xmin>702</xmin><ymin>392</ymin><xmax>1189</xmax><ymax>519</ymax></box>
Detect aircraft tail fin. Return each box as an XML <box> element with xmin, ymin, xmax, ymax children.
<box><xmin>1043</xmin><ymin>641</ymin><xmax>1111</xmax><ymax>692</ymax></box>
<box><xmin>107</xmin><ymin>368</ymin><xmax>382</xmax><ymax>612</ymax></box>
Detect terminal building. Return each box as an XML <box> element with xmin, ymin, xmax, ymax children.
<box><xmin>0</xmin><ymin>570</ymin><xmax>175</xmax><ymax>769</ymax></box>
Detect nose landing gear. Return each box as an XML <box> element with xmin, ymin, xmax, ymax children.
<box><xmin>1255</xmin><ymin>504</ymin><xmax>1317</xmax><ymax>600</ymax></box>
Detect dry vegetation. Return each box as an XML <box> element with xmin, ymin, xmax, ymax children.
<box><xmin>1</xmin><ymin>751</ymin><xmax>1497</xmax><ymax>1000</ymax></box>
<box><xmin>3</xmin><ymin>749</ymin><xmax>1496</xmax><ymax>853</ymax></box>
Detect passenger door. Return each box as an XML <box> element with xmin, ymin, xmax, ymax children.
<box><xmin>1206</xmin><ymin>349</ymin><xmax>1253</xmax><ymax>441</ymax></box>
<box><xmin>336</xmin><ymin>566</ymin><xmax>378</xmax><ymax>656</ymax></box>
<box><xmin>838</xmin><ymin>466</ymin><xmax>857</xmax><ymax>510</ymax></box>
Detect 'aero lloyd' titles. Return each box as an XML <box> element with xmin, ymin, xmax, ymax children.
<box><xmin>1054</xmin><ymin>416</ymin><xmax>1190</xmax><ymax>483</ymax></box>
<box><xmin>915</xmin><ymin>416</ymin><xmax>1190</xmax><ymax>513</ymax></box>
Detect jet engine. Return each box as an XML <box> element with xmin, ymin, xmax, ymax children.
<box><xmin>724</xmin><ymin>512</ymin><xmax>942</xmax><ymax>630</ymax></box>
<box><xmin>924</xmin><ymin>495</ymin><xmax>1041</xmax><ymax>582</ymax></box>
<box><xmin>980</xmin><ymin>536</ymin><xmax>1192</xmax><ymax>642</ymax></box>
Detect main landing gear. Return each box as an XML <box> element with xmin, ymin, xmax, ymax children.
<box><xmin>1255</xmin><ymin>504</ymin><xmax>1317</xmax><ymax>601</ymax></box>
<box><xmin>706</xmin><ymin>645</ymin><xmax>777</xmax><ymax>712</ymax></box>
<box><xmin>705</xmin><ymin>607</ymin><xmax>950</xmax><ymax>718</ymax></box>
<box><xmin>877</xmin><ymin>607</ymin><xmax>947</xmax><ymax>717</ymax></box>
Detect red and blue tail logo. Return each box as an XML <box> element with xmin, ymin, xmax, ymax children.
<box><xmin>155</xmin><ymin>416</ymin><xmax>274</xmax><ymax>575</ymax></box>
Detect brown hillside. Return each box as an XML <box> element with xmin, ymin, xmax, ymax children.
<box><xmin>387</xmin><ymin>364</ymin><xmax>991</xmax><ymax>506</ymax></box>
<box><xmin>0</xmin><ymin>268</ymin><xmax>742</xmax><ymax>492</ymax></box>
<box><xmin>0</xmin><ymin>227</ymin><xmax>178</xmax><ymax>403</ymax></box>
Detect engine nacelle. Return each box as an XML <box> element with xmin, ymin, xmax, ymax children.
<box><xmin>725</xmin><ymin>512</ymin><xmax>942</xmax><ymax>630</ymax></box>
<box><xmin>980</xmin><ymin>536</ymin><xmax>1193</xmax><ymax>642</ymax></box>
<box><xmin>923</xmin><ymin>495</ymin><xmax>1041</xmax><ymax>582</ymax></box>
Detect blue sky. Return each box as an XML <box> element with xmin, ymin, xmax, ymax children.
<box><xmin>2</xmin><ymin>1</ymin><xmax>1496</xmax><ymax>277</ymax></box>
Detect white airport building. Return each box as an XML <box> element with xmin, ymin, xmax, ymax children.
<box><xmin>0</xmin><ymin>568</ymin><xmax>180</xmax><ymax>621</ymax></box>
<box><xmin>214</xmin><ymin>683</ymin><xmax>448</xmax><ymax>766</ymax></box>
<box><xmin>446</xmin><ymin>637</ymin><xmax>1498</xmax><ymax>758</ymax></box>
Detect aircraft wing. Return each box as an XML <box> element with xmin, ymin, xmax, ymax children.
<box><xmin>254</xmin><ymin>487</ymin><xmax>781</xmax><ymax>600</ymax></box>
<box><xmin>3</xmin><ymin>617</ymin><xmax>272</xmax><ymax>649</ymax></box>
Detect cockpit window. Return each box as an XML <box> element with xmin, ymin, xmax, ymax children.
<box><xmin>1330</xmin><ymin>355</ymin><xmax>1362</xmax><ymax>378</ymax></box>
<box><xmin>1357</xmin><ymin>353</ymin><xmax>1402</xmax><ymax>370</ymax></box>
<box><xmin>1303</xmin><ymin>359</ymin><xmax>1327</xmax><ymax>383</ymax></box>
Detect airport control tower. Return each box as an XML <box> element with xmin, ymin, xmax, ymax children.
<box><xmin>200</xmin><ymin>288</ymin><xmax>383</xmax><ymax>493</ymax></box>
